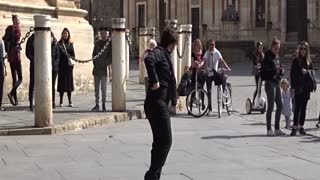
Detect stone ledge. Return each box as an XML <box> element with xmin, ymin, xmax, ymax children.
<box><xmin>0</xmin><ymin>110</ymin><xmax>144</xmax><ymax>136</ymax></box>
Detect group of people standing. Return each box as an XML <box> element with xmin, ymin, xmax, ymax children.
<box><xmin>253</xmin><ymin>38</ymin><xmax>316</xmax><ymax>136</ymax></box>
<box><xmin>0</xmin><ymin>15</ymin><xmax>76</xmax><ymax>111</ymax></box>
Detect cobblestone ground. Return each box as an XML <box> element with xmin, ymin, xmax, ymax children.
<box><xmin>0</xmin><ymin>62</ymin><xmax>320</xmax><ymax>180</ymax></box>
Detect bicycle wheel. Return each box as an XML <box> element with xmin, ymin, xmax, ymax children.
<box><xmin>224</xmin><ymin>83</ymin><xmax>232</xmax><ymax>115</ymax></box>
<box><xmin>217</xmin><ymin>86</ymin><xmax>222</xmax><ymax>118</ymax></box>
<box><xmin>186</xmin><ymin>88</ymin><xmax>209</xmax><ymax>117</ymax></box>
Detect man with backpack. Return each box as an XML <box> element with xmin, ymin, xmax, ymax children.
<box><xmin>2</xmin><ymin>15</ymin><xmax>22</xmax><ymax>106</ymax></box>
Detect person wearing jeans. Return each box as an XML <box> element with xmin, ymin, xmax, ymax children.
<box><xmin>3</xmin><ymin>15</ymin><xmax>22</xmax><ymax>106</ymax></box>
<box><xmin>91</xmin><ymin>27</ymin><xmax>111</xmax><ymax>112</ymax></box>
<box><xmin>261</xmin><ymin>37</ymin><xmax>285</xmax><ymax>136</ymax></box>
<box><xmin>144</xmin><ymin>28</ymin><xmax>177</xmax><ymax>180</ymax></box>
<box><xmin>290</xmin><ymin>41</ymin><xmax>313</xmax><ymax>136</ymax></box>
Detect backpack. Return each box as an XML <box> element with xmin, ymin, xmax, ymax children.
<box><xmin>178</xmin><ymin>72</ymin><xmax>192</xmax><ymax>96</ymax></box>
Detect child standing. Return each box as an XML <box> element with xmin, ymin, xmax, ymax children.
<box><xmin>281</xmin><ymin>79</ymin><xmax>292</xmax><ymax>129</ymax></box>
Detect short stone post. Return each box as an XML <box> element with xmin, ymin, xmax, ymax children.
<box><xmin>112</xmin><ymin>18</ymin><xmax>126</xmax><ymax>111</ymax></box>
<box><xmin>138</xmin><ymin>28</ymin><xmax>147</xmax><ymax>84</ymax></box>
<box><xmin>125</xmin><ymin>29</ymin><xmax>130</xmax><ymax>80</ymax></box>
<box><xmin>34</xmin><ymin>15</ymin><xmax>52</xmax><ymax>127</ymax></box>
<box><xmin>180</xmin><ymin>24</ymin><xmax>192</xmax><ymax>78</ymax></box>
<box><xmin>165</xmin><ymin>19</ymin><xmax>178</xmax><ymax>81</ymax></box>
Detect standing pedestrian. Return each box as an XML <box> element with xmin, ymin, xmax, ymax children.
<box><xmin>91</xmin><ymin>27</ymin><xmax>111</xmax><ymax>112</ymax></box>
<box><xmin>25</xmin><ymin>33</ymin><xmax>34</xmax><ymax>111</ymax></box>
<box><xmin>51</xmin><ymin>32</ymin><xmax>60</xmax><ymax>109</ymax></box>
<box><xmin>252</xmin><ymin>41</ymin><xmax>264</xmax><ymax>105</ymax></box>
<box><xmin>0</xmin><ymin>39</ymin><xmax>5</xmax><ymax>111</ymax></box>
<box><xmin>26</xmin><ymin>32</ymin><xmax>60</xmax><ymax>110</ymax></box>
<box><xmin>290</xmin><ymin>41</ymin><xmax>314</xmax><ymax>136</ymax></box>
<box><xmin>2</xmin><ymin>15</ymin><xmax>22</xmax><ymax>106</ymax></box>
<box><xmin>57</xmin><ymin>28</ymin><xmax>75</xmax><ymax>107</ymax></box>
<box><xmin>143</xmin><ymin>39</ymin><xmax>157</xmax><ymax>93</ymax></box>
<box><xmin>280</xmin><ymin>79</ymin><xmax>292</xmax><ymax>129</ymax></box>
<box><xmin>144</xmin><ymin>28</ymin><xmax>177</xmax><ymax>180</ymax></box>
<box><xmin>260</xmin><ymin>37</ymin><xmax>286</xmax><ymax>136</ymax></box>
<box><xmin>203</xmin><ymin>39</ymin><xmax>231</xmax><ymax>115</ymax></box>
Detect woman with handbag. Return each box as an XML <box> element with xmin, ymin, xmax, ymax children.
<box><xmin>57</xmin><ymin>28</ymin><xmax>75</xmax><ymax>107</ymax></box>
<box><xmin>290</xmin><ymin>41</ymin><xmax>314</xmax><ymax>136</ymax></box>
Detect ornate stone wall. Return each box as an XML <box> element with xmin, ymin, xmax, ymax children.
<box><xmin>0</xmin><ymin>0</ymin><xmax>94</xmax><ymax>103</ymax></box>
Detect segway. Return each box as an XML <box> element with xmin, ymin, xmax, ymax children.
<box><xmin>246</xmin><ymin>74</ymin><xmax>266</xmax><ymax>114</ymax></box>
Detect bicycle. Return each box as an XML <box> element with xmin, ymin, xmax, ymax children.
<box><xmin>216</xmin><ymin>68</ymin><xmax>232</xmax><ymax>118</ymax></box>
<box><xmin>186</xmin><ymin>68</ymin><xmax>209</xmax><ymax>117</ymax></box>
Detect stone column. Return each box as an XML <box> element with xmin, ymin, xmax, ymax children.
<box><xmin>165</xmin><ymin>19</ymin><xmax>178</xmax><ymax>81</ymax></box>
<box><xmin>112</xmin><ymin>18</ymin><xmax>126</xmax><ymax>111</ymax></box>
<box><xmin>180</xmin><ymin>24</ymin><xmax>192</xmax><ymax>78</ymax></box>
<box><xmin>177</xmin><ymin>25</ymin><xmax>182</xmax><ymax>84</ymax></box>
<box><xmin>125</xmin><ymin>29</ymin><xmax>130</xmax><ymax>80</ymax></box>
<box><xmin>34</xmin><ymin>15</ymin><xmax>52</xmax><ymax>127</ymax></box>
<box><xmin>139</xmin><ymin>28</ymin><xmax>147</xmax><ymax>84</ymax></box>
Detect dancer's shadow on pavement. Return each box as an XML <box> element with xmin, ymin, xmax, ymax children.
<box><xmin>299</xmin><ymin>134</ymin><xmax>320</xmax><ymax>143</ymax></box>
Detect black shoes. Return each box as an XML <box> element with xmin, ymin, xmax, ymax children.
<box><xmin>7</xmin><ymin>93</ymin><xmax>14</xmax><ymax>106</ymax></box>
<box><xmin>102</xmin><ymin>103</ymin><xmax>106</xmax><ymax>111</ymax></box>
<box><xmin>290</xmin><ymin>127</ymin><xmax>307</xmax><ymax>136</ymax></box>
<box><xmin>91</xmin><ymin>104</ymin><xmax>99</xmax><ymax>112</ymax></box>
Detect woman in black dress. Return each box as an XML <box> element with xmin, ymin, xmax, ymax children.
<box><xmin>57</xmin><ymin>28</ymin><xmax>75</xmax><ymax>107</ymax></box>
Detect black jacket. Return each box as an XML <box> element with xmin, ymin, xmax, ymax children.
<box><xmin>25</xmin><ymin>34</ymin><xmax>60</xmax><ymax>72</ymax></box>
<box><xmin>144</xmin><ymin>46</ymin><xmax>177</xmax><ymax>105</ymax></box>
<box><xmin>290</xmin><ymin>57</ymin><xmax>313</xmax><ymax>94</ymax></box>
<box><xmin>261</xmin><ymin>50</ymin><xmax>283</xmax><ymax>83</ymax></box>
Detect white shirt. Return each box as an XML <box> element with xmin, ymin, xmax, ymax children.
<box><xmin>204</xmin><ymin>48</ymin><xmax>222</xmax><ymax>77</ymax></box>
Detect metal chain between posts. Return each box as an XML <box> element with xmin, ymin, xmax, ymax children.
<box><xmin>57</xmin><ymin>37</ymin><xmax>112</xmax><ymax>64</ymax></box>
<box><xmin>177</xmin><ymin>33</ymin><xmax>189</xmax><ymax>59</ymax></box>
<box><xmin>125</xmin><ymin>34</ymin><xmax>139</xmax><ymax>58</ymax></box>
<box><xmin>1</xmin><ymin>26</ymin><xmax>34</xmax><ymax>61</ymax></box>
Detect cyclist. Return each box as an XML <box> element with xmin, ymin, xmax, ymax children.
<box><xmin>203</xmin><ymin>39</ymin><xmax>231</xmax><ymax>115</ymax></box>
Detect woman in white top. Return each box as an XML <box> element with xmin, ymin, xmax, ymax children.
<box><xmin>203</xmin><ymin>39</ymin><xmax>231</xmax><ymax>114</ymax></box>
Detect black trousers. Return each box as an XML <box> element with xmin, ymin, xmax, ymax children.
<box><xmin>144</xmin><ymin>87</ymin><xmax>172</xmax><ymax>180</ymax></box>
<box><xmin>206</xmin><ymin>76</ymin><xmax>226</xmax><ymax>111</ymax></box>
<box><xmin>29</xmin><ymin>63</ymin><xmax>34</xmax><ymax>105</ymax></box>
<box><xmin>293</xmin><ymin>93</ymin><xmax>309</xmax><ymax>127</ymax></box>
<box><xmin>0</xmin><ymin>62</ymin><xmax>4</xmax><ymax>107</ymax></box>
<box><xmin>253</xmin><ymin>74</ymin><xmax>259</xmax><ymax>104</ymax></box>
<box><xmin>9</xmin><ymin>62</ymin><xmax>23</xmax><ymax>102</ymax></box>
<box><xmin>52</xmin><ymin>71</ymin><xmax>58</xmax><ymax>104</ymax></box>
<box><xmin>29</xmin><ymin>64</ymin><xmax>59</xmax><ymax>106</ymax></box>
<box><xmin>265</xmin><ymin>80</ymin><xmax>282</xmax><ymax>130</ymax></box>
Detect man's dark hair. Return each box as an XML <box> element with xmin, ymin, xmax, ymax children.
<box><xmin>12</xmin><ymin>15</ymin><xmax>18</xmax><ymax>22</ymax></box>
<box><xmin>160</xmin><ymin>28</ymin><xmax>177</xmax><ymax>48</ymax></box>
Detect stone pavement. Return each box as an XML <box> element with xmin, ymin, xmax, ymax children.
<box><xmin>0</xmin><ymin>66</ymin><xmax>146</xmax><ymax>135</ymax></box>
<box><xmin>1</xmin><ymin>61</ymin><xmax>320</xmax><ymax>179</ymax></box>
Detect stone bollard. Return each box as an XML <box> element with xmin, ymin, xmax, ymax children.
<box><xmin>125</xmin><ymin>29</ymin><xmax>130</xmax><ymax>80</ymax></box>
<box><xmin>165</xmin><ymin>19</ymin><xmax>178</xmax><ymax>81</ymax></box>
<box><xmin>179</xmin><ymin>24</ymin><xmax>192</xmax><ymax>79</ymax></box>
<box><xmin>112</xmin><ymin>18</ymin><xmax>126</xmax><ymax>111</ymax></box>
<box><xmin>138</xmin><ymin>28</ymin><xmax>147</xmax><ymax>84</ymax></box>
<box><xmin>34</xmin><ymin>15</ymin><xmax>52</xmax><ymax>127</ymax></box>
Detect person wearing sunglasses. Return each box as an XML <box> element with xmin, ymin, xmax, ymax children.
<box><xmin>203</xmin><ymin>39</ymin><xmax>231</xmax><ymax>115</ymax></box>
<box><xmin>290</xmin><ymin>41</ymin><xmax>314</xmax><ymax>136</ymax></box>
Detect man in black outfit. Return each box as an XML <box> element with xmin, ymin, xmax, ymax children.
<box><xmin>25</xmin><ymin>32</ymin><xmax>60</xmax><ymax>111</ymax></box>
<box><xmin>144</xmin><ymin>28</ymin><xmax>177</xmax><ymax>180</ymax></box>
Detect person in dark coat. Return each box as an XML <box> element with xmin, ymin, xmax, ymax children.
<box><xmin>260</xmin><ymin>37</ymin><xmax>286</xmax><ymax>136</ymax></box>
<box><xmin>290</xmin><ymin>41</ymin><xmax>314</xmax><ymax>136</ymax></box>
<box><xmin>0</xmin><ymin>39</ymin><xmax>5</xmax><ymax>111</ymax></box>
<box><xmin>252</xmin><ymin>41</ymin><xmax>264</xmax><ymax>105</ymax></box>
<box><xmin>2</xmin><ymin>15</ymin><xmax>22</xmax><ymax>106</ymax></box>
<box><xmin>57</xmin><ymin>28</ymin><xmax>75</xmax><ymax>107</ymax></box>
<box><xmin>25</xmin><ymin>32</ymin><xmax>60</xmax><ymax>110</ymax></box>
<box><xmin>144</xmin><ymin>28</ymin><xmax>177</xmax><ymax>180</ymax></box>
